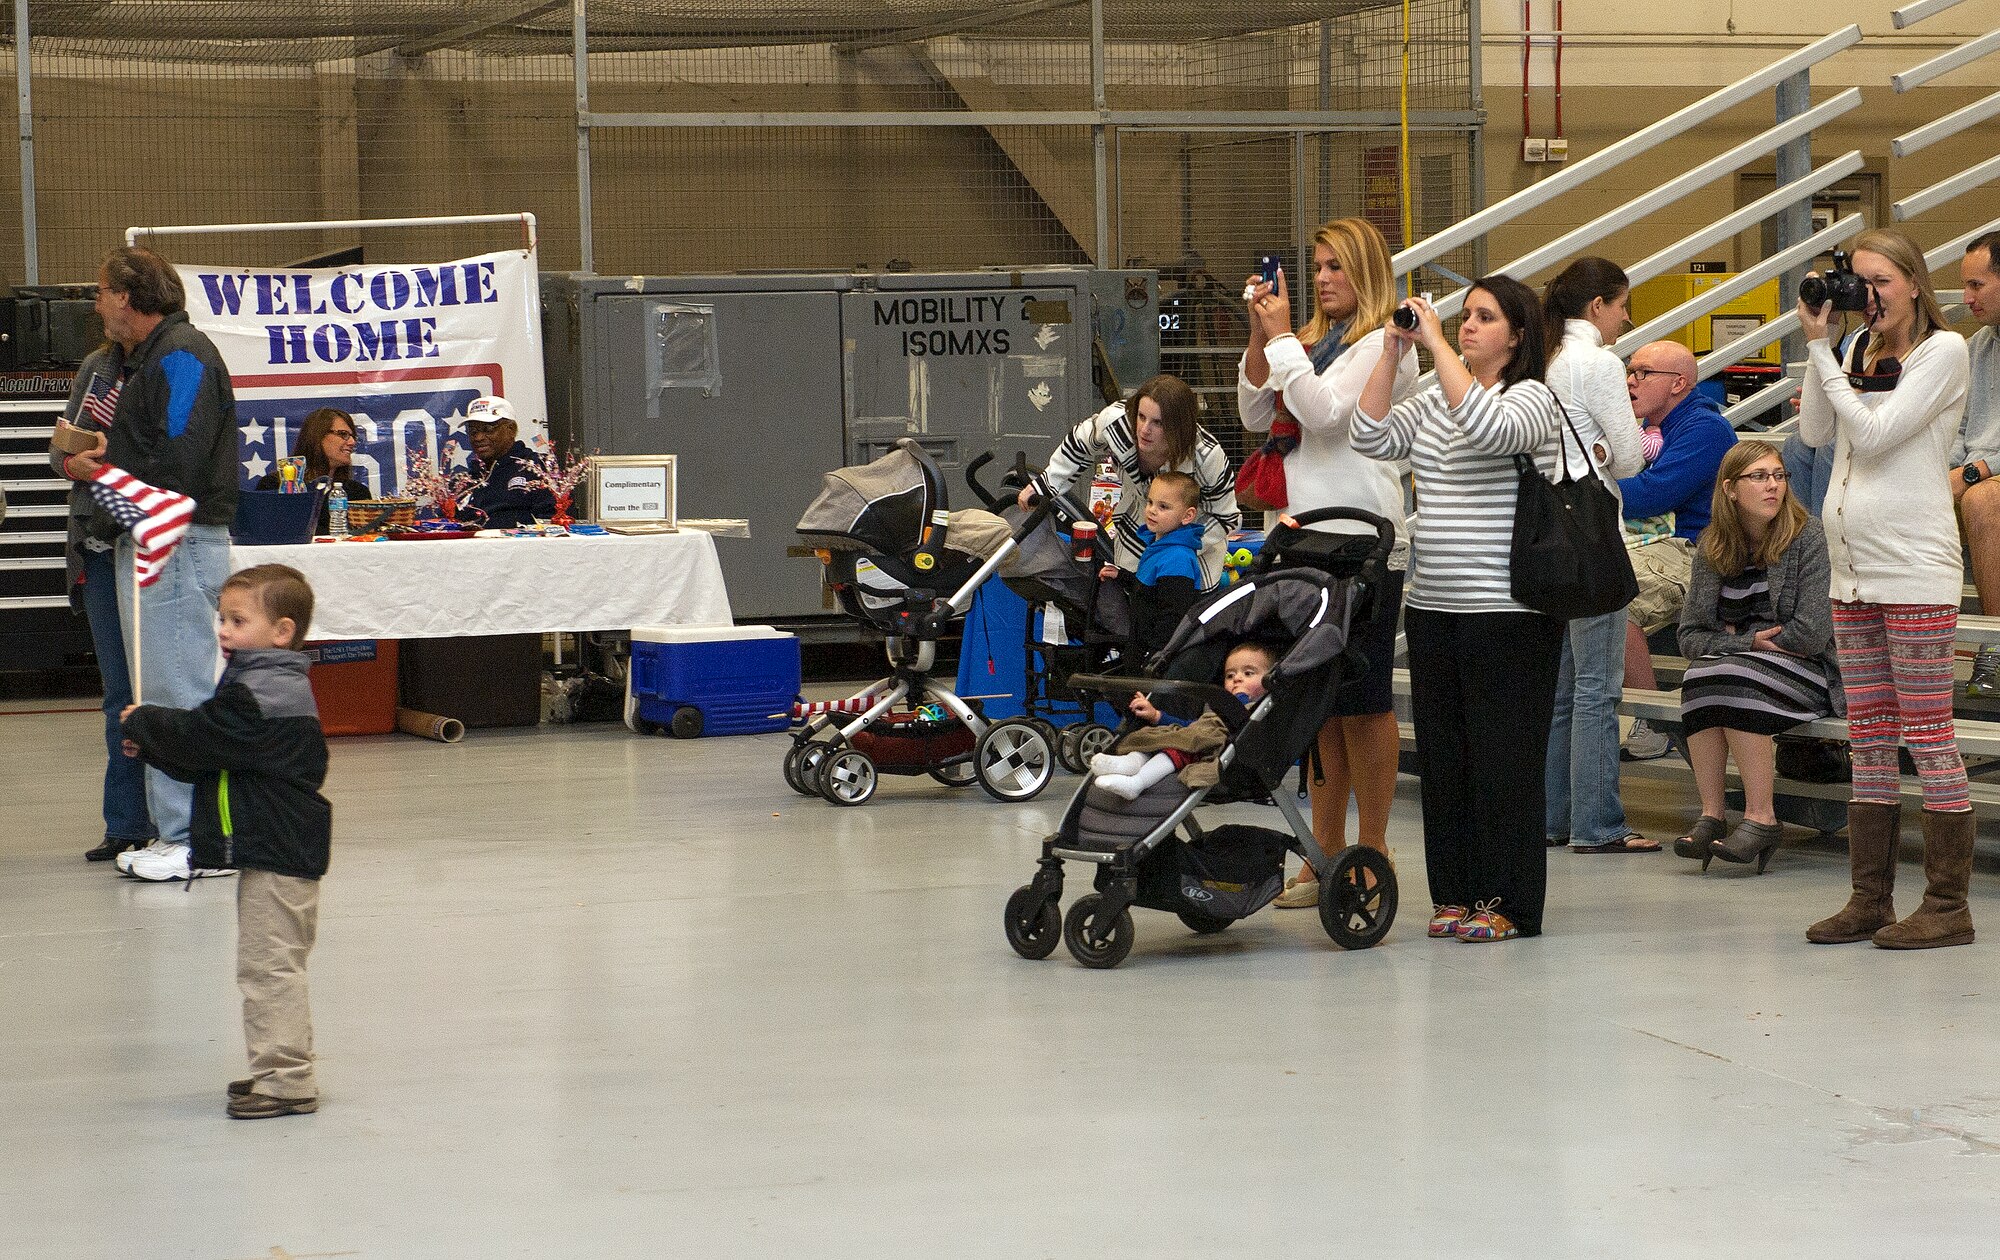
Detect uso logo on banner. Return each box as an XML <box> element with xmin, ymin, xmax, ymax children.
<box><xmin>175</xmin><ymin>250</ymin><xmax>548</xmax><ymax>498</ymax></box>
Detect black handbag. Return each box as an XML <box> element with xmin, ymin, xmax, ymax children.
<box><xmin>1509</xmin><ymin>402</ymin><xmax>1638</xmax><ymax>621</ymax></box>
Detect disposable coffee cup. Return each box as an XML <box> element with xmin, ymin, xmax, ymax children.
<box><xmin>51</xmin><ymin>419</ymin><xmax>100</xmax><ymax>455</ymax></box>
<box><xmin>1071</xmin><ymin>518</ymin><xmax>1097</xmax><ymax>564</ymax></box>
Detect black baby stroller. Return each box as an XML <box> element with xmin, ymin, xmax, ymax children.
<box><xmin>1001</xmin><ymin>507</ymin><xmax>1401</xmax><ymax>968</ymax></box>
<box><xmin>787</xmin><ymin>439</ymin><xmax>1062</xmax><ymax>806</ymax></box>
<box><xmin>963</xmin><ymin>453</ymin><xmax>1134</xmax><ymax>777</ymax></box>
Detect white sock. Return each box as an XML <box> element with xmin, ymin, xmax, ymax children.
<box><xmin>1089</xmin><ymin>751</ymin><xmax>1148</xmax><ymax>777</ymax></box>
<box><xmin>1095</xmin><ymin>753</ymin><xmax>1178</xmax><ymax>800</ymax></box>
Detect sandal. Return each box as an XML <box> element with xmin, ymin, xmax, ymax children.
<box><xmin>1672</xmin><ymin>815</ymin><xmax>1728</xmax><ymax>860</ymax></box>
<box><xmin>1572</xmin><ymin>834</ymin><xmax>1662</xmax><ymax>854</ymax></box>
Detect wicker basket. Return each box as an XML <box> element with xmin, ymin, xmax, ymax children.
<box><xmin>345</xmin><ymin>497</ymin><xmax>418</xmax><ymax>533</ymax></box>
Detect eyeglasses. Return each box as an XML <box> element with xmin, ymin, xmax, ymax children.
<box><xmin>1626</xmin><ymin>367</ymin><xmax>1682</xmax><ymax>382</ymax></box>
<box><xmin>1733</xmin><ymin>470</ymin><xmax>1790</xmax><ymax>484</ymax></box>
<box><xmin>329</xmin><ymin>429</ymin><xmax>358</xmax><ymax>441</ymax></box>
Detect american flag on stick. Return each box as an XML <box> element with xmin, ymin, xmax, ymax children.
<box><xmin>80</xmin><ymin>373</ymin><xmax>121</xmax><ymax>429</ymax></box>
<box><xmin>86</xmin><ymin>465</ymin><xmax>195</xmax><ymax>588</ymax></box>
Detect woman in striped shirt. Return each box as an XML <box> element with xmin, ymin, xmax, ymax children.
<box><xmin>1028</xmin><ymin>374</ymin><xmax>1240</xmax><ymax>592</ymax></box>
<box><xmin>1353</xmin><ymin>276</ymin><xmax>1565</xmax><ymax>943</ymax></box>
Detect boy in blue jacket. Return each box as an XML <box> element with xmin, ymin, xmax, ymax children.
<box><xmin>1114</xmin><ymin>470</ymin><xmax>1207</xmax><ymax>657</ymax></box>
<box><xmin>122</xmin><ymin>564</ymin><xmax>332</xmax><ymax>1119</ymax></box>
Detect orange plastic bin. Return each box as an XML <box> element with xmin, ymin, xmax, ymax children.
<box><xmin>303</xmin><ymin>639</ymin><xmax>400</xmax><ymax>736</ymax></box>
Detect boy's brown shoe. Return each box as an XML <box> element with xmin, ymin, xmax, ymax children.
<box><xmin>227</xmin><ymin>1079</ymin><xmax>254</xmax><ymax>1098</ymax></box>
<box><xmin>227</xmin><ymin>1091</ymin><xmax>318</xmax><ymax>1119</ymax></box>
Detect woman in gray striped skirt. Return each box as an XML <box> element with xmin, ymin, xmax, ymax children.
<box><xmin>1675</xmin><ymin>440</ymin><xmax>1842</xmax><ymax>872</ymax></box>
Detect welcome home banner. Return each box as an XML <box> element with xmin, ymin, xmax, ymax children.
<box><xmin>176</xmin><ymin>248</ymin><xmax>547</xmax><ymax>498</ymax></box>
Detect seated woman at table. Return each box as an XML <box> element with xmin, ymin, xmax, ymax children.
<box><xmin>463</xmin><ymin>395</ymin><xmax>555</xmax><ymax>528</ymax></box>
<box><xmin>1674</xmin><ymin>439</ymin><xmax>1842</xmax><ymax>874</ymax></box>
<box><xmin>256</xmin><ymin>407</ymin><xmax>367</xmax><ymax>534</ymax></box>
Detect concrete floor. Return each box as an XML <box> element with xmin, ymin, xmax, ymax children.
<box><xmin>4</xmin><ymin>700</ymin><xmax>1999</xmax><ymax>1259</ymax></box>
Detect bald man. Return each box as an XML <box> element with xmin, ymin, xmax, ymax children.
<box><xmin>1615</xmin><ymin>340</ymin><xmax>1739</xmax><ymax>759</ymax></box>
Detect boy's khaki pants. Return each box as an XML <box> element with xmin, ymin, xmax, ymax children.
<box><xmin>238</xmin><ymin>869</ymin><xmax>320</xmax><ymax>1100</ymax></box>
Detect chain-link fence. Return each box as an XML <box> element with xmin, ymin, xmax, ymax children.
<box><xmin>3</xmin><ymin>0</ymin><xmax>1477</xmax><ymax>358</ymax></box>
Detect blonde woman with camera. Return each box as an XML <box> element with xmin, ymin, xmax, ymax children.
<box><xmin>1797</xmin><ymin>227</ymin><xmax>1973</xmax><ymax>949</ymax></box>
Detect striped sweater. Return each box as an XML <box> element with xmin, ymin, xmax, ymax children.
<box><xmin>1043</xmin><ymin>401</ymin><xmax>1241</xmax><ymax>588</ymax></box>
<box><xmin>1352</xmin><ymin>378</ymin><xmax>1564</xmax><ymax>614</ymax></box>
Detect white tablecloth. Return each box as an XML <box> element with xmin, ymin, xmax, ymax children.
<box><xmin>230</xmin><ymin>532</ymin><xmax>734</xmax><ymax>640</ymax></box>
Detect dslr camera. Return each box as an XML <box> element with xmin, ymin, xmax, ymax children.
<box><xmin>1798</xmin><ymin>250</ymin><xmax>1871</xmax><ymax>313</ymax></box>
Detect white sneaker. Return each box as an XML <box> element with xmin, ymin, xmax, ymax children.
<box><xmin>125</xmin><ymin>842</ymin><xmax>236</xmax><ymax>883</ymax></box>
<box><xmin>116</xmin><ymin>838</ymin><xmax>175</xmax><ymax>874</ymax></box>
<box><xmin>1621</xmin><ymin>719</ymin><xmax>1673</xmax><ymax>762</ymax></box>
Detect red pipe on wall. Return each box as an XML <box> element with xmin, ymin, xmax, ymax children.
<box><xmin>1554</xmin><ymin>0</ymin><xmax>1565</xmax><ymax>137</ymax></box>
<box><xmin>1522</xmin><ymin>1</ymin><xmax>1533</xmax><ymax>139</ymax></box>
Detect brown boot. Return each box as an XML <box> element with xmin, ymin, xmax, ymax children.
<box><xmin>1806</xmin><ymin>801</ymin><xmax>1901</xmax><ymax>944</ymax></box>
<box><xmin>1872</xmin><ymin>809</ymin><xmax>1976</xmax><ymax>950</ymax></box>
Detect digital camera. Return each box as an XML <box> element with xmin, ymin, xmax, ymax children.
<box><xmin>1798</xmin><ymin>250</ymin><xmax>1871</xmax><ymax>313</ymax></box>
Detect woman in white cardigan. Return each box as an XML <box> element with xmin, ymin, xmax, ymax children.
<box><xmin>1539</xmin><ymin>257</ymin><xmax>1654</xmax><ymax>854</ymax></box>
<box><xmin>1798</xmin><ymin>227</ymin><xmax>1973</xmax><ymax>951</ymax></box>
<box><xmin>1238</xmin><ymin>217</ymin><xmax>1417</xmax><ymax>908</ymax></box>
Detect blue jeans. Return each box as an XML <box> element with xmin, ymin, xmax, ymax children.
<box><xmin>115</xmin><ymin>525</ymin><xmax>229</xmax><ymax>846</ymax></box>
<box><xmin>82</xmin><ymin>546</ymin><xmax>156</xmax><ymax>844</ymax></box>
<box><xmin>1545</xmin><ymin>608</ymin><xmax>1631</xmax><ymax>845</ymax></box>
<box><xmin>1781</xmin><ymin>433</ymin><xmax>1832</xmax><ymax>517</ymax></box>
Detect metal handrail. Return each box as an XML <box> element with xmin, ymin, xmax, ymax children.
<box><xmin>1892</xmin><ymin>27</ymin><xmax>2000</xmax><ymax>92</ymax></box>
<box><xmin>1894</xmin><ymin>153</ymin><xmax>2000</xmax><ymax>223</ymax></box>
<box><xmin>1428</xmin><ymin>93</ymin><xmax>1863</xmax><ymax>320</ymax></box>
<box><xmin>1892</xmin><ymin>89</ymin><xmax>2000</xmax><ymax>156</ymax></box>
<box><xmin>1612</xmin><ymin>213</ymin><xmax>1864</xmax><ymax>358</ymax></box>
<box><xmin>1390</xmin><ymin>25</ymin><xmax>1862</xmax><ymax>279</ymax></box>
<box><xmin>1893</xmin><ymin>0</ymin><xmax>1971</xmax><ymax>28</ymax></box>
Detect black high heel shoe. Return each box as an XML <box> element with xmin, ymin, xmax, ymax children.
<box><xmin>1711</xmin><ymin>820</ymin><xmax>1784</xmax><ymax>874</ymax></box>
<box><xmin>1674</xmin><ymin>816</ymin><xmax>1727</xmax><ymax>868</ymax></box>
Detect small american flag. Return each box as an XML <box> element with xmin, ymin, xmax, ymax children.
<box><xmin>81</xmin><ymin>373</ymin><xmax>121</xmax><ymax>429</ymax></box>
<box><xmin>86</xmin><ymin>465</ymin><xmax>195</xmax><ymax>588</ymax></box>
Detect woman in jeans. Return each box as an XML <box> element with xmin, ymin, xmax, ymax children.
<box><xmin>1799</xmin><ymin>227</ymin><xmax>1974</xmax><ymax>950</ymax></box>
<box><xmin>48</xmin><ymin>343</ymin><xmax>156</xmax><ymax>863</ymax></box>
<box><xmin>1674</xmin><ymin>440</ymin><xmax>1841</xmax><ymax>873</ymax></box>
<box><xmin>1354</xmin><ymin>277</ymin><xmax>1564</xmax><ymax>943</ymax></box>
<box><xmin>1238</xmin><ymin>217</ymin><xmax>1418</xmax><ymax>907</ymax></box>
<box><xmin>1538</xmin><ymin>256</ymin><xmax>1653</xmax><ymax>854</ymax></box>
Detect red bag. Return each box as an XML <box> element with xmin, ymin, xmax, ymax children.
<box><xmin>1235</xmin><ymin>414</ymin><xmax>1299</xmax><ymax>513</ymax></box>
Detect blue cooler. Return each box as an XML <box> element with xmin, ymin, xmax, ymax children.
<box><xmin>628</xmin><ymin>625</ymin><xmax>801</xmax><ymax>738</ymax></box>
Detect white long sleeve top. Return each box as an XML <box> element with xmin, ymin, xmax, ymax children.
<box><xmin>1545</xmin><ymin>319</ymin><xmax>1645</xmax><ymax>507</ymax></box>
<box><xmin>1799</xmin><ymin>329</ymin><xmax>1969</xmax><ymax>606</ymax></box>
<box><xmin>1353</xmin><ymin>377</ymin><xmax>1563</xmax><ymax>614</ymax></box>
<box><xmin>1238</xmin><ymin>328</ymin><xmax>1418</xmax><ymax>564</ymax></box>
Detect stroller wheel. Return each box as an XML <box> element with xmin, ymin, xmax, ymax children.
<box><xmin>974</xmin><ymin>719</ymin><xmax>1055</xmax><ymax>802</ymax></box>
<box><xmin>927</xmin><ymin>759</ymin><xmax>978</xmax><ymax>788</ymax></box>
<box><xmin>784</xmin><ymin>741</ymin><xmax>830</xmax><ymax>796</ymax></box>
<box><xmin>1176</xmin><ymin>909</ymin><xmax>1231</xmax><ymax>935</ymax></box>
<box><xmin>1319</xmin><ymin>846</ymin><xmax>1398</xmax><ymax>950</ymax></box>
<box><xmin>1055</xmin><ymin>727</ymin><xmax>1085</xmax><ymax>774</ymax></box>
<box><xmin>1063</xmin><ymin>894</ymin><xmax>1135</xmax><ymax>969</ymax></box>
<box><xmin>1074</xmin><ymin>723</ymin><xmax>1117</xmax><ymax>766</ymax></box>
<box><xmin>1003</xmin><ymin>885</ymin><xmax>1062</xmax><ymax>960</ymax></box>
<box><xmin>817</xmin><ymin>748</ymin><xmax>877</xmax><ymax>806</ymax></box>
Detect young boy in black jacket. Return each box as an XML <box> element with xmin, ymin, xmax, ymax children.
<box><xmin>122</xmin><ymin>563</ymin><xmax>332</xmax><ymax>1119</ymax></box>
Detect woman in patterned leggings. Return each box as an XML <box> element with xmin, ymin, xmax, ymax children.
<box><xmin>1797</xmin><ymin>227</ymin><xmax>1975</xmax><ymax>949</ymax></box>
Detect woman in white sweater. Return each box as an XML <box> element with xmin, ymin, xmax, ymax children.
<box><xmin>1799</xmin><ymin>227</ymin><xmax>1974</xmax><ymax>951</ymax></box>
<box><xmin>1538</xmin><ymin>257</ymin><xmax>1654</xmax><ymax>854</ymax></box>
<box><xmin>1238</xmin><ymin>217</ymin><xmax>1417</xmax><ymax>909</ymax></box>
<box><xmin>1354</xmin><ymin>276</ymin><xmax>1565</xmax><ymax>943</ymax></box>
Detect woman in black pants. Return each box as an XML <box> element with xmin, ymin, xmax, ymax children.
<box><xmin>1353</xmin><ymin>277</ymin><xmax>1566</xmax><ymax>942</ymax></box>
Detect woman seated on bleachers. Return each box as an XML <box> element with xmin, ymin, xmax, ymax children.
<box><xmin>1672</xmin><ymin>440</ymin><xmax>1842</xmax><ymax>873</ymax></box>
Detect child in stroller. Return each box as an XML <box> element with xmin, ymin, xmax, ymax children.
<box><xmin>1089</xmin><ymin>640</ymin><xmax>1276</xmax><ymax>799</ymax></box>
<box><xmin>1001</xmin><ymin>507</ymin><xmax>1401</xmax><ymax>969</ymax></box>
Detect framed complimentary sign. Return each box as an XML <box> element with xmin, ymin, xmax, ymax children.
<box><xmin>590</xmin><ymin>455</ymin><xmax>678</xmax><ymax>533</ymax></box>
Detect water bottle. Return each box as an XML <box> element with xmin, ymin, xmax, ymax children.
<box><xmin>329</xmin><ymin>482</ymin><xmax>349</xmax><ymax>539</ymax></box>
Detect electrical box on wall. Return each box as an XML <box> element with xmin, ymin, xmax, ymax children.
<box><xmin>1521</xmin><ymin>137</ymin><xmax>1547</xmax><ymax>163</ymax></box>
<box><xmin>1547</xmin><ymin>138</ymin><xmax>1569</xmax><ymax>163</ymax></box>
